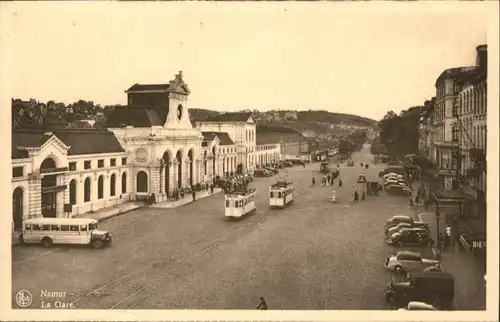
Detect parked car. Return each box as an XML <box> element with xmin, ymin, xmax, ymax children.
<box><xmin>385</xmin><ymin>216</ymin><xmax>414</xmax><ymax>229</ymax></box>
<box><xmin>265</xmin><ymin>167</ymin><xmax>279</xmax><ymax>174</ymax></box>
<box><xmin>214</xmin><ymin>178</ymin><xmax>228</xmax><ymax>188</ymax></box>
<box><xmin>243</xmin><ymin>174</ymin><xmax>253</xmax><ymax>182</ymax></box>
<box><xmin>253</xmin><ymin>170</ymin><xmax>268</xmax><ymax>177</ymax></box>
<box><xmin>386</xmin><ymin>227</ymin><xmax>434</xmax><ymax>247</ymax></box>
<box><xmin>385</xmin><ymin>221</ymin><xmax>429</xmax><ymax>236</ymax></box>
<box><xmin>284</xmin><ymin>161</ymin><xmax>293</xmax><ymax>167</ymax></box>
<box><xmin>385</xmin><ymin>271</ymin><xmax>455</xmax><ymax>309</ymax></box>
<box><xmin>357</xmin><ymin>174</ymin><xmax>367</xmax><ymax>183</ymax></box>
<box><xmin>385</xmin><ymin>251</ymin><xmax>441</xmax><ymax>274</ymax></box>
<box><xmin>387</xmin><ymin>185</ymin><xmax>411</xmax><ymax>196</ymax></box>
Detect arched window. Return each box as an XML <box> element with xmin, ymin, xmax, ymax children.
<box><xmin>110</xmin><ymin>174</ymin><xmax>116</xmax><ymax>197</ymax></box>
<box><xmin>122</xmin><ymin>172</ymin><xmax>127</xmax><ymax>194</ymax></box>
<box><xmin>69</xmin><ymin>179</ymin><xmax>77</xmax><ymax>205</ymax></box>
<box><xmin>13</xmin><ymin>187</ymin><xmax>24</xmax><ymax>230</ymax></box>
<box><xmin>98</xmin><ymin>175</ymin><xmax>104</xmax><ymax>199</ymax></box>
<box><xmin>137</xmin><ymin>171</ymin><xmax>148</xmax><ymax>193</ymax></box>
<box><xmin>84</xmin><ymin>177</ymin><xmax>91</xmax><ymax>202</ymax></box>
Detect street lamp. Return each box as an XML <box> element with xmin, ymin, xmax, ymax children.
<box><xmin>435</xmin><ymin>202</ymin><xmax>442</xmax><ymax>259</ymax></box>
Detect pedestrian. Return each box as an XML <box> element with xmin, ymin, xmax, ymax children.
<box><xmin>311</xmin><ymin>177</ymin><xmax>316</xmax><ymax>186</ymax></box>
<box><xmin>409</xmin><ymin>197</ymin><xmax>414</xmax><ymax>210</ymax></box>
<box><xmin>424</xmin><ymin>198</ymin><xmax>428</xmax><ymax>210</ymax></box>
<box><xmin>361</xmin><ymin>191</ymin><xmax>366</xmax><ymax>201</ymax></box>
<box><xmin>445</xmin><ymin>224</ymin><xmax>453</xmax><ymax>248</ymax></box>
<box><xmin>192</xmin><ymin>189</ymin><xmax>196</xmax><ymax>202</ymax></box>
<box><xmin>256</xmin><ymin>296</ymin><xmax>268</xmax><ymax>310</ymax></box>
<box><xmin>210</xmin><ymin>184</ymin><xmax>214</xmax><ymax>194</ymax></box>
<box><xmin>353</xmin><ymin>190</ymin><xmax>359</xmax><ymax>202</ymax></box>
<box><xmin>339</xmin><ymin>179</ymin><xmax>343</xmax><ymax>187</ymax></box>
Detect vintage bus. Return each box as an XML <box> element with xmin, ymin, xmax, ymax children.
<box><xmin>269</xmin><ymin>181</ymin><xmax>295</xmax><ymax>208</ymax></box>
<box><xmin>224</xmin><ymin>187</ymin><xmax>257</xmax><ymax>218</ymax></box>
<box><xmin>20</xmin><ymin>218</ymin><xmax>113</xmax><ymax>249</ymax></box>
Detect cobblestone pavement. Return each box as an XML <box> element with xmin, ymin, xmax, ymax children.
<box><xmin>11</xmin><ymin>144</ymin><xmax>484</xmax><ymax>310</ymax></box>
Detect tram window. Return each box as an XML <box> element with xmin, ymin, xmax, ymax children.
<box><xmin>61</xmin><ymin>225</ymin><xmax>70</xmax><ymax>232</ymax></box>
<box><xmin>42</xmin><ymin>225</ymin><xmax>51</xmax><ymax>231</ymax></box>
<box><xmin>70</xmin><ymin>225</ymin><xmax>79</xmax><ymax>232</ymax></box>
<box><xmin>278</xmin><ymin>192</ymin><xmax>282</xmax><ymax>198</ymax></box>
<box><xmin>226</xmin><ymin>200</ymin><xmax>230</xmax><ymax>208</ymax></box>
<box><xmin>51</xmin><ymin>225</ymin><xmax>61</xmax><ymax>231</ymax></box>
<box><xmin>80</xmin><ymin>225</ymin><xmax>88</xmax><ymax>231</ymax></box>
<box><xmin>270</xmin><ymin>192</ymin><xmax>273</xmax><ymax>198</ymax></box>
<box><xmin>32</xmin><ymin>224</ymin><xmax>41</xmax><ymax>231</ymax></box>
<box><xmin>24</xmin><ymin>224</ymin><xmax>31</xmax><ymax>231</ymax></box>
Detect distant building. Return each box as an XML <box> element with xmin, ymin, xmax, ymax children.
<box><xmin>195</xmin><ymin>112</ymin><xmax>257</xmax><ymax>174</ymax></box>
<box><xmin>256</xmin><ymin>125</ymin><xmax>310</xmax><ymax>161</ymax></box>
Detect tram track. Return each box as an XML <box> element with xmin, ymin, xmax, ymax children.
<box><xmin>69</xmin><ymin>212</ymin><xmax>268</xmax><ymax>309</ymax></box>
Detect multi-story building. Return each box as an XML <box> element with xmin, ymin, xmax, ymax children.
<box><xmin>200</xmin><ymin>132</ymin><xmax>237</xmax><ymax>179</ymax></box>
<box><xmin>256</xmin><ymin>125</ymin><xmax>310</xmax><ymax>161</ymax></box>
<box><xmin>432</xmin><ymin>66</ymin><xmax>476</xmax><ymax>190</ymax></box>
<box><xmin>195</xmin><ymin>112</ymin><xmax>257</xmax><ymax>174</ymax></box>
<box><xmin>255</xmin><ymin>143</ymin><xmax>281</xmax><ymax>166</ymax></box>
<box><xmin>454</xmin><ymin>45</ymin><xmax>487</xmax><ymax>217</ymax></box>
<box><xmin>12</xmin><ymin>129</ymin><xmax>130</xmax><ymax>230</ymax></box>
<box><xmin>418</xmin><ymin>97</ymin><xmax>436</xmax><ymax>159</ymax></box>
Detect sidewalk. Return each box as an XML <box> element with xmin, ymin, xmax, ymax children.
<box><xmin>151</xmin><ymin>188</ymin><xmax>222</xmax><ymax>208</ymax></box>
<box><xmin>417</xmin><ymin>212</ymin><xmax>486</xmax><ymax>309</ymax></box>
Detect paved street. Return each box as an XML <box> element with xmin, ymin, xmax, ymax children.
<box><xmin>12</xmin><ymin>144</ymin><xmax>484</xmax><ymax>310</ymax></box>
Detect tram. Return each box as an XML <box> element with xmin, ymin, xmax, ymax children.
<box><xmin>224</xmin><ymin>187</ymin><xmax>257</xmax><ymax>218</ymax></box>
<box><xmin>269</xmin><ymin>181</ymin><xmax>295</xmax><ymax>208</ymax></box>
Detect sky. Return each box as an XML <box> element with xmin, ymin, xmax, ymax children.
<box><xmin>0</xmin><ymin>2</ymin><xmax>492</xmax><ymax>121</ymax></box>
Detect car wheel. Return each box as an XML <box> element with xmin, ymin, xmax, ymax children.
<box><xmin>92</xmin><ymin>239</ymin><xmax>103</xmax><ymax>249</ymax></box>
<box><xmin>41</xmin><ymin>237</ymin><xmax>53</xmax><ymax>248</ymax></box>
<box><xmin>394</xmin><ymin>265</ymin><xmax>404</xmax><ymax>274</ymax></box>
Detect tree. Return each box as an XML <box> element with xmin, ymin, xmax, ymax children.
<box><xmin>378</xmin><ymin>107</ymin><xmax>421</xmax><ymax>158</ymax></box>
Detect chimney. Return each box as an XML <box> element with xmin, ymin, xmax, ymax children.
<box><xmin>476</xmin><ymin>44</ymin><xmax>487</xmax><ymax>70</ymax></box>
<box><xmin>178</xmin><ymin>70</ymin><xmax>183</xmax><ymax>79</ymax></box>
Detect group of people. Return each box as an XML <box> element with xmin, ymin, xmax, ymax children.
<box><xmin>352</xmin><ymin>188</ymin><xmax>366</xmax><ymax>202</ymax></box>
<box><xmin>223</xmin><ymin>176</ymin><xmax>250</xmax><ymax>194</ymax></box>
<box><xmin>408</xmin><ymin>186</ymin><xmax>431</xmax><ymax>210</ymax></box>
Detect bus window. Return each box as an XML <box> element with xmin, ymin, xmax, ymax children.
<box><xmin>61</xmin><ymin>225</ymin><xmax>70</xmax><ymax>232</ymax></box>
<box><xmin>24</xmin><ymin>224</ymin><xmax>32</xmax><ymax>231</ymax></box>
<box><xmin>51</xmin><ymin>225</ymin><xmax>61</xmax><ymax>231</ymax></box>
<box><xmin>42</xmin><ymin>225</ymin><xmax>51</xmax><ymax>231</ymax></box>
<box><xmin>70</xmin><ymin>225</ymin><xmax>79</xmax><ymax>232</ymax></box>
<box><xmin>80</xmin><ymin>225</ymin><xmax>88</xmax><ymax>232</ymax></box>
<box><xmin>32</xmin><ymin>224</ymin><xmax>41</xmax><ymax>231</ymax></box>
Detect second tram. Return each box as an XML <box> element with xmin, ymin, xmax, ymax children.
<box><xmin>269</xmin><ymin>181</ymin><xmax>295</xmax><ymax>208</ymax></box>
<box><xmin>224</xmin><ymin>187</ymin><xmax>257</xmax><ymax>218</ymax></box>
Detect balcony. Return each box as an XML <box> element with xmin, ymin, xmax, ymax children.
<box><xmin>42</xmin><ymin>185</ymin><xmax>67</xmax><ymax>193</ymax></box>
<box><xmin>39</xmin><ymin>166</ymin><xmax>69</xmax><ymax>175</ymax></box>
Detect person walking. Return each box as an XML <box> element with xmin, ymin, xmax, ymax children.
<box><xmin>409</xmin><ymin>197</ymin><xmax>414</xmax><ymax>210</ymax></box>
<box><xmin>311</xmin><ymin>177</ymin><xmax>316</xmax><ymax>186</ymax></box>
<box><xmin>192</xmin><ymin>188</ymin><xmax>196</xmax><ymax>202</ymax></box>
<box><xmin>353</xmin><ymin>190</ymin><xmax>359</xmax><ymax>202</ymax></box>
<box><xmin>445</xmin><ymin>224</ymin><xmax>453</xmax><ymax>249</ymax></box>
<box><xmin>257</xmin><ymin>297</ymin><xmax>268</xmax><ymax>310</ymax></box>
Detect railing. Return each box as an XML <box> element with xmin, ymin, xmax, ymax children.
<box><xmin>41</xmin><ymin>185</ymin><xmax>67</xmax><ymax>193</ymax></box>
<box><xmin>40</xmin><ymin>167</ymin><xmax>69</xmax><ymax>174</ymax></box>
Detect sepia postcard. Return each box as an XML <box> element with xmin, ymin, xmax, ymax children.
<box><xmin>0</xmin><ymin>1</ymin><xmax>498</xmax><ymax>321</ymax></box>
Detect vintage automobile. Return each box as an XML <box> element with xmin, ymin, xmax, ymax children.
<box><xmin>398</xmin><ymin>301</ymin><xmax>437</xmax><ymax>311</ymax></box>
<box><xmin>243</xmin><ymin>174</ymin><xmax>253</xmax><ymax>182</ymax></box>
<box><xmin>387</xmin><ymin>185</ymin><xmax>411</xmax><ymax>196</ymax></box>
<box><xmin>347</xmin><ymin>160</ymin><xmax>354</xmax><ymax>167</ymax></box>
<box><xmin>385</xmin><ymin>215</ymin><xmax>414</xmax><ymax>229</ymax></box>
<box><xmin>385</xmin><ymin>271</ymin><xmax>455</xmax><ymax>309</ymax></box>
<box><xmin>385</xmin><ymin>251</ymin><xmax>441</xmax><ymax>274</ymax></box>
<box><xmin>264</xmin><ymin>167</ymin><xmax>279</xmax><ymax>174</ymax></box>
<box><xmin>386</xmin><ymin>227</ymin><xmax>434</xmax><ymax>247</ymax></box>
<box><xmin>385</xmin><ymin>221</ymin><xmax>429</xmax><ymax>236</ymax></box>
<box><xmin>366</xmin><ymin>181</ymin><xmax>381</xmax><ymax>196</ymax></box>
<box><xmin>357</xmin><ymin>174</ymin><xmax>367</xmax><ymax>183</ymax></box>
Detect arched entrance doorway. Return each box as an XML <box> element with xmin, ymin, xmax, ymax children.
<box><xmin>41</xmin><ymin>158</ymin><xmax>57</xmax><ymax>218</ymax></box>
<box><xmin>13</xmin><ymin>187</ymin><xmax>23</xmax><ymax>230</ymax></box>
<box><xmin>176</xmin><ymin>150</ymin><xmax>182</xmax><ymax>188</ymax></box>
<box><xmin>188</xmin><ymin>149</ymin><xmax>194</xmax><ymax>186</ymax></box>
<box><xmin>162</xmin><ymin>151</ymin><xmax>170</xmax><ymax>194</ymax></box>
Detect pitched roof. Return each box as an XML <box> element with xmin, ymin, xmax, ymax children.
<box><xmin>103</xmin><ymin>106</ymin><xmax>163</xmax><ymax>128</ymax></box>
<box><xmin>125</xmin><ymin>72</ymin><xmax>190</xmax><ymax>95</ymax></box>
<box><xmin>434</xmin><ymin>66</ymin><xmax>476</xmax><ymax>87</ymax></box>
<box><xmin>201</xmin><ymin>131</ymin><xmax>235</xmax><ymax>146</ymax></box>
<box><xmin>204</xmin><ymin>112</ymin><xmax>253</xmax><ymax>123</ymax></box>
<box><xmin>12</xmin><ymin>129</ymin><xmax>125</xmax><ymax>159</ymax></box>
